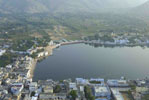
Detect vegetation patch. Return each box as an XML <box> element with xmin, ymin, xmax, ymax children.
<box><xmin>0</xmin><ymin>52</ymin><xmax>17</xmax><ymax>67</ymax></box>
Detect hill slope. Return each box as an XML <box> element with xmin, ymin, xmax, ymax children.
<box><xmin>0</xmin><ymin>0</ymin><xmax>143</xmax><ymax>14</ymax></box>
<box><xmin>132</xmin><ymin>1</ymin><xmax>149</xmax><ymax>23</ymax></box>
<box><xmin>0</xmin><ymin>0</ymin><xmax>49</xmax><ymax>13</ymax></box>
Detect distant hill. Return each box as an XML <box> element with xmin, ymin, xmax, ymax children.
<box><xmin>0</xmin><ymin>0</ymin><xmax>49</xmax><ymax>13</ymax></box>
<box><xmin>132</xmin><ymin>1</ymin><xmax>149</xmax><ymax>23</ymax></box>
<box><xmin>0</xmin><ymin>0</ymin><xmax>148</xmax><ymax>40</ymax></box>
<box><xmin>0</xmin><ymin>0</ymin><xmax>144</xmax><ymax>14</ymax></box>
<box><xmin>136</xmin><ymin>0</ymin><xmax>149</xmax><ymax>14</ymax></box>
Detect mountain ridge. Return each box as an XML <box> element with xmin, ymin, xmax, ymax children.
<box><xmin>0</xmin><ymin>0</ymin><xmax>146</xmax><ymax>14</ymax></box>
<box><xmin>131</xmin><ymin>0</ymin><xmax>149</xmax><ymax>23</ymax></box>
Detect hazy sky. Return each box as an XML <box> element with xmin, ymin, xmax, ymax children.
<box><xmin>126</xmin><ymin>0</ymin><xmax>148</xmax><ymax>6</ymax></box>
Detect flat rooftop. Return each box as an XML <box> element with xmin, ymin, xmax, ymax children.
<box><xmin>94</xmin><ymin>86</ymin><xmax>109</xmax><ymax>93</ymax></box>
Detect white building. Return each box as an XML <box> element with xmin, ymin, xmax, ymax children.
<box><xmin>44</xmin><ymin>52</ymin><xmax>49</xmax><ymax>56</ymax></box>
<box><xmin>31</xmin><ymin>97</ymin><xmax>38</xmax><ymax>100</ymax></box>
<box><xmin>6</xmin><ymin>64</ymin><xmax>12</xmax><ymax>68</ymax></box>
<box><xmin>76</xmin><ymin>78</ymin><xmax>89</xmax><ymax>85</ymax></box>
<box><xmin>114</xmin><ymin>38</ymin><xmax>129</xmax><ymax>45</ymax></box>
<box><xmin>29</xmin><ymin>82</ymin><xmax>38</xmax><ymax>92</ymax></box>
<box><xmin>69</xmin><ymin>82</ymin><xmax>77</xmax><ymax>90</ymax></box>
<box><xmin>107</xmin><ymin>79</ymin><xmax>129</xmax><ymax>87</ymax></box>
<box><xmin>0</xmin><ymin>49</ymin><xmax>6</xmax><ymax>56</ymax></box>
<box><xmin>43</xmin><ymin>85</ymin><xmax>53</xmax><ymax>93</ymax></box>
<box><xmin>111</xmin><ymin>88</ymin><xmax>124</xmax><ymax>100</ymax></box>
<box><xmin>93</xmin><ymin>85</ymin><xmax>111</xmax><ymax>99</ymax></box>
<box><xmin>146</xmin><ymin>40</ymin><xmax>149</xmax><ymax>44</ymax></box>
<box><xmin>49</xmin><ymin>41</ymin><xmax>54</xmax><ymax>46</ymax></box>
<box><xmin>11</xmin><ymin>83</ymin><xmax>24</xmax><ymax>96</ymax></box>
<box><xmin>39</xmin><ymin>93</ymin><xmax>66</xmax><ymax>100</ymax></box>
<box><xmin>136</xmin><ymin>80</ymin><xmax>146</xmax><ymax>86</ymax></box>
<box><xmin>38</xmin><ymin>52</ymin><xmax>44</xmax><ymax>58</ymax></box>
<box><xmin>38</xmin><ymin>52</ymin><xmax>48</xmax><ymax>58</ymax></box>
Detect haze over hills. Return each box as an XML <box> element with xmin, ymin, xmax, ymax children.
<box><xmin>132</xmin><ymin>0</ymin><xmax>149</xmax><ymax>22</ymax></box>
<box><xmin>0</xmin><ymin>0</ymin><xmax>148</xmax><ymax>40</ymax></box>
<box><xmin>0</xmin><ymin>0</ymin><xmax>148</xmax><ymax>14</ymax></box>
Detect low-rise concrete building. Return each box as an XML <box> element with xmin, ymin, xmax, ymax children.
<box><xmin>11</xmin><ymin>83</ymin><xmax>24</xmax><ymax>100</ymax></box>
<box><xmin>69</xmin><ymin>82</ymin><xmax>77</xmax><ymax>90</ymax></box>
<box><xmin>43</xmin><ymin>86</ymin><xmax>53</xmax><ymax>93</ymax></box>
<box><xmin>111</xmin><ymin>88</ymin><xmax>124</xmax><ymax>100</ymax></box>
<box><xmin>76</xmin><ymin>78</ymin><xmax>89</xmax><ymax>85</ymax></box>
<box><xmin>0</xmin><ymin>49</ymin><xmax>6</xmax><ymax>56</ymax></box>
<box><xmin>107</xmin><ymin>79</ymin><xmax>129</xmax><ymax>87</ymax></box>
<box><xmin>29</xmin><ymin>82</ymin><xmax>38</xmax><ymax>92</ymax></box>
<box><xmin>39</xmin><ymin>93</ymin><xmax>66</xmax><ymax>100</ymax></box>
<box><xmin>93</xmin><ymin>85</ymin><xmax>111</xmax><ymax>99</ymax></box>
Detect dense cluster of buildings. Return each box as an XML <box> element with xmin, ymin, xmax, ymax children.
<box><xmin>1</xmin><ymin>38</ymin><xmax>149</xmax><ymax>100</ymax></box>
<box><xmin>84</xmin><ymin>33</ymin><xmax>149</xmax><ymax>46</ymax></box>
<box><xmin>0</xmin><ymin>56</ymin><xmax>35</xmax><ymax>100</ymax></box>
<box><xmin>1</xmin><ymin>61</ymin><xmax>149</xmax><ymax>100</ymax></box>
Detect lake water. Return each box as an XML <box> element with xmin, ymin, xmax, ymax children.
<box><xmin>33</xmin><ymin>44</ymin><xmax>149</xmax><ymax>81</ymax></box>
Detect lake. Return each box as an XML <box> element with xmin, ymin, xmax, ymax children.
<box><xmin>33</xmin><ymin>44</ymin><xmax>149</xmax><ymax>81</ymax></box>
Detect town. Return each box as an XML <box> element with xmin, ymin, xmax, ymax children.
<box><xmin>84</xmin><ymin>33</ymin><xmax>149</xmax><ymax>47</ymax></box>
<box><xmin>1</xmin><ymin>57</ymin><xmax>149</xmax><ymax>100</ymax></box>
<box><xmin>1</xmin><ymin>33</ymin><xmax>149</xmax><ymax>100</ymax></box>
<box><xmin>0</xmin><ymin>0</ymin><xmax>149</xmax><ymax>99</ymax></box>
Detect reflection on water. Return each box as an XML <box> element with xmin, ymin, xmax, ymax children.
<box><xmin>33</xmin><ymin>43</ymin><xmax>149</xmax><ymax>81</ymax></box>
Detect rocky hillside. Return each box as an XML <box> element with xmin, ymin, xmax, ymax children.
<box><xmin>0</xmin><ymin>0</ymin><xmax>145</xmax><ymax>14</ymax></box>
<box><xmin>131</xmin><ymin>0</ymin><xmax>149</xmax><ymax>23</ymax></box>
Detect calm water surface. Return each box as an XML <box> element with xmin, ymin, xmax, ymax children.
<box><xmin>33</xmin><ymin>44</ymin><xmax>149</xmax><ymax>81</ymax></box>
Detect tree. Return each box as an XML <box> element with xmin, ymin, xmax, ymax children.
<box><xmin>30</xmin><ymin>91</ymin><xmax>35</xmax><ymax>97</ymax></box>
<box><xmin>84</xmin><ymin>86</ymin><xmax>95</xmax><ymax>100</ymax></box>
<box><xmin>0</xmin><ymin>52</ymin><xmax>16</xmax><ymax>67</ymax></box>
<box><xmin>130</xmin><ymin>84</ymin><xmax>136</xmax><ymax>92</ymax></box>
<box><xmin>21</xmin><ymin>93</ymin><xmax>25</xmax><ymax>99</ymax></box>
<box><xmin>142</xmin><ymin>94</ymin><xmax>149</xmax><ymax>100</ymax></box>
<box><xmin>69</xmin><ymin>90</ymin><xmax>77</xmax><ymax>100</ymax></box>
<box><xmin>89</xmin><ymin>96</ymin><xmax>95</xmax><ymax>100</ymax></box>
<box><xmin>54</xmin><ymin>85</ymin><xmax>61</xmax><ymax>93</ymax></box>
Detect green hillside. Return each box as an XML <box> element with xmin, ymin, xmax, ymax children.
<box><xmin>0</xmin><ymin>0</ymin><xmax>148</xmax><ymax>40</ymax></box>
<box><xmin>0</xmin><ymin>0</ymin><xmax>141</xmax><ymax>14</ymax></box>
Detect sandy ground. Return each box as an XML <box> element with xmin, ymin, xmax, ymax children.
<box><xmin>29</xmin><ymin>59</ymin><xmax>37</xmax><ymax>78</ymax></box>
<box><xmin>29</xmin><ymin>45</ymin><xmax>57</xmax><ymax>78</ymax></box>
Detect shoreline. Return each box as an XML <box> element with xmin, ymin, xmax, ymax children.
<box><xmin>29</xmin><ymin>41</ymin><xmax>82</xmax><ymax>80</ymax></box>
<box><xmin>29</xmin><ymin>59</ymin><xmax>37</xmax><ymax>78</ymax></box>
<box><xmin>29</xmin><ymin>40</ymin><xmax>149</xmax><ymax>80</ymax></box>
<box><xmin>29</xmin><ymin>45</ymin><xmax>58</xmax><ymax>79</ymax></box>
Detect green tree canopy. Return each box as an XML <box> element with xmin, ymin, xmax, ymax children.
<box><xmin>69</xmin><ymin>90</ymin><xmax>78</xmax><ymax>100</ymax></box>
